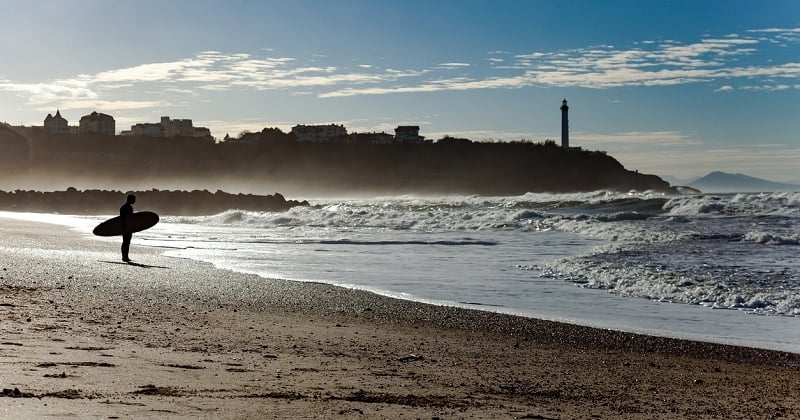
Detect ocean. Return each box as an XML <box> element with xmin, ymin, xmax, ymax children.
<box><xmin>4</xmin><ymin>190</ymin><xmax>799</xmax><ymax>353</ymax></box>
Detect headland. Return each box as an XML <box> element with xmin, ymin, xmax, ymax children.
<box><xmin>0</xmin><ymin>124</ymin><xmax>675</xmax><ymax>195</ymax></box>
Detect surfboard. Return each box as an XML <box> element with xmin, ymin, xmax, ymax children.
<box><xmin>92</xmin><ymin>211</ymin><xmax>159</xmax><ymax>237</ymax></box>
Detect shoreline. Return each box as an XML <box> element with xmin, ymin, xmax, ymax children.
<box><xmin>1</xmin><ymin>217</ymin><xmax>799</xmax><ymax>417</ymax></box>
<box><xmin>4</xmin><ymin>209</ymin><xmax>797</xmax><ymax>354</ymax></box>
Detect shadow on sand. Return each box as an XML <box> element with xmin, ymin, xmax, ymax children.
<box><xmin>100</xmin><ymin>261</ymin><xmax>169</xmax><ymax>269</ymax></box>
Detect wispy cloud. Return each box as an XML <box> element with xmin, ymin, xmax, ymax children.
<box><xmin>0</xmin><ymin>79</ymin><xmax>97</xmax><ymax>104</ymax></box>
<box><xmin>1</xmin><ymin>27</ymin><xmax>798</xmax><ymax>109</ymax></box>
<box><xmin>739</xmin><ymin>84</ymin><xmax>800</xmax><ymax>91</ymax></box>
<box><xmin>325</xmin><ymin>28</ymin><xmax>800</xmax><ymax>95</ymax></box>
<box><xmin>38</xmin><ymin>99</ymin><xmax>169</xmax><ymax>112</ymax></box>
<box><xmin>436</xmin><ymin>62</ymin><xmax>471</xmax><ymax>69</ymax></box>
<box><xmin>575</xmin><ymin>131</ymin><xmax>701</xmax><ymax>147</ymax></box>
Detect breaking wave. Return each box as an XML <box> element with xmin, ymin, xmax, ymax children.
<box><xmin>163</xmin><ymin>191</ymin><xmax>800</xmax><ymax>316</ymax></box>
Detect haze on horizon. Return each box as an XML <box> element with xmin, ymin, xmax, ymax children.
<box><xmin>0</xmin><ymin>0</ymin><xmax>798</xmax><ymax>184</ymax></box>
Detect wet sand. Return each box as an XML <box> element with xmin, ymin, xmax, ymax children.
<box><xmin>0</xmin><ymin>218</ymin><xmax>798</xmax><ymax>418</ymax></box>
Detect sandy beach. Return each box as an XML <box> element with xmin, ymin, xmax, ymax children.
<box><xmin>0</xmin><ymin>217</ymin><xmax>798</xmax><ymax>419</ymax></box>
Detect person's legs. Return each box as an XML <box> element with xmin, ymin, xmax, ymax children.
<box><xmin>121</xmin><ymin>233</ymin><xmax>132</xmax><ymax>262</ymax></box>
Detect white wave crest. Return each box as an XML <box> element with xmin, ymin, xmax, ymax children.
<box><xmin>665</xmin><ymin>192</ymin><xmax>800</xmax><ymax>217</ymax></box>
<box><xmin>743</xmin><ymin>231</ymin><xmax>800</xmax><ymax>246</ymax></box>
<box><xmin>540</xmin><ymin>252</ymin><xmax>800</xmax><ymax>316</ymax></box>
<box><xmin>163</xmin><ymin>192</ymin><xmax>797</xmax><ymax>247</ymax></box>
<box><xmin>664</xmin><ymin>196</ymin><xmax>727</xmax><ymax>215</ymax></box>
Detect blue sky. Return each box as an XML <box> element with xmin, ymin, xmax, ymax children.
<box><xmin>1</xmin><ymin>0</ymin><xmax>798</xmax><ymax>182</ymax></box>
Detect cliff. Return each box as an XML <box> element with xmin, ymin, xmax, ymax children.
<box><xmin>0</xmin><ymin>124</ymin><xmax>30</xmax><ymax>175</ymax></box>
<box><xmin>0</xmin><ymin>130</ymin><xmax>675</xmax><ymax>195</ymax></box>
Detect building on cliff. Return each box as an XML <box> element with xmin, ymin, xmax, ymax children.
<box><xmin>394</xmin><ymin>125</ymin><xmax>424</xmax><ymax>144</ymax></box>
<box><xmin>79</xmin><ymin>111</ymin><xmax>115</xmax><ymax>136</ymax></box>
<box><xmin>126</xmin><ymin>122</ymin><xmax>162</xmax><ymax>137</ymax></box>
<box><xmin>161</xmin><ymin>116</ymin><xmax>206</xmax><ymax>137</ymax></box>
<box><xmin>44</xmin><ymin>110</ymin><xmax>69</xmax><ymax>134</ymax></box>
<box><xmin>291</xmin><ymin>124</ymin><xmax>348</xmax><ymax>143</ymax></box>
<box><xmin>121</xmin><ymin>116</ymin><xmax>211</xmax><ymax>138</ymax></box>
<box><xmin>345</xmin><ymin>132</ymin><xmax>395</xmax><ymax>145</ymax></box>
<box><xmin>291</xmin><ymin>124</ymin><xmax>423</xmax><ymax>144</ymax></box>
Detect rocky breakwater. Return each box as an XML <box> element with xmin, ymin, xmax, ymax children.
<box><xmin>0</xmin><ymin>188</ymin><xmax>309</xmax><ymax>216</ymax></box>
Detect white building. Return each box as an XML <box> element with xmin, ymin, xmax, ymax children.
<box><xmin>124</xmin><ymin>116</ymin><xmax>211</xmax><ymax>138</ymax></box>
<box><xmin>291</xmin><ymin>124</ymin><xmax>347</xmax><ymax>143</ymax></box>
<box><xmin>129</xmin><ymin>123</ymin><xmax>162</xmax><ymax>137</ymax></box>
<box><xmin>44</xmin><ymin>110</ymin><xmax>69</xmax><ymax>134</ymax></box>
<box><xmin>193</xmin><ymin>127</ymin><xmax>211</xmax><ymax>138</ymax></box>
<box><xmin>79</xmin><ymin>111</ymin><xmax>115</xmax><ymax>136</ymax></box>
<box><xmin>394</xmin><ymin>125</ymin><xmax>423</xmax><ymax>143</ymax></box>
<box><xmin>161</xmin><ymin>117</ymin><xmax>195</xmax><ymax>137</ymax></box>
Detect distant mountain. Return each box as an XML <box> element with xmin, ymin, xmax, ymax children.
<box><xmin>689</xmin><ymin>171</ymin><xmax>800</xmax><ymax>193</ymax></box>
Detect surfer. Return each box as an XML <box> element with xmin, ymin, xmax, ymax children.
<box><xmin>120</xmin><ymin>194</ymin><xmax>136</xmax><ymax>262</ymax></box>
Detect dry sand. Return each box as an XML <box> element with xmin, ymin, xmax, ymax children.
<box><xmin>0</xmin><ymin>217</ymin><xmax>798</xmax><ymax>419</ymax></box>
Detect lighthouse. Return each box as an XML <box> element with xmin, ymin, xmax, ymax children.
<box><xmin>560</xmin><ymin>98</ymin><xmax>569</xmax><ymax>149</ymax></box>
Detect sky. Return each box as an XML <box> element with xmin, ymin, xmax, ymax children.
<box><xmin>0</xmin><ymin>0</ymin><xmax>798</xmax><ymax>183</ymax></box>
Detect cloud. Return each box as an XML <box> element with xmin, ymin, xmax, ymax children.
<box><xmin>436</xmin><ymin>62</ymin><xmax>471</xmax><ymax>69</ymax></box>
<box><xmin>739</xmin><ymin>84</ymin><xmax>800</xmax><ymax>91</ymax></box>
<box><xmin>575</xmin><ymin>131</ymin><xmax>701</xmax><ymax>147</ymax></box>
<box><xmin>35</xmin><ymin>99</ymin><xmax>169</xmax><ymax>112</ymax></box>
<box><xmin>92</xmin><ymin>60</ymin><xmax>201</xmax><ymax>84</ymax></box>
<box><xmin>320</xmin><ymin>28</ymin><xmax>800</xmax><ymax>97</ymax></box>
<box><xmin>505</xmin><ymin>36</ymin><xmax>792</xmax><ymax>89</ymax></box>
<box><xmin>747</xmin><ymin>28</ymin><xmax>800</xmax><ymax>47</ymax></box>
<box><xmin>319</xmin><ymin>74</ymin><xmax>534</xmax><ymax>98</ymax></box>
<box><xmin>515</xmin><ymin>52</ymin><xmax>548</xmax><ymax>59</ymax></box>
<box><xmin>3</xmin><ymin>26</ymin><xmax>799</xmax><ymax>111</ymax></box>
<box><xmin>747</xmin><ymin>28</ymin><xmax>800</xmax><ymax>34</ymax></box>
<box><xmin>0</xmin><ymin>79</ymin><xmax>98</xmax><ymax>104</ymax></box>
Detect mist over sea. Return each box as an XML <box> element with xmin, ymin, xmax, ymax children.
<box><xmin>6</xmin><ymin>190</ymin><xmax>799</xmax><ymax>352</ymax></box>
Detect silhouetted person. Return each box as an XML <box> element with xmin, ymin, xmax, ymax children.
<box><xmin>120</xmin><ymin>194</ymin><xmax>135</xmax><ymax>262</ymax></box>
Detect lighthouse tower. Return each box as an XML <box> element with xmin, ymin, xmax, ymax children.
<box><xmin>560</xmin><ymin>99</ymin><xmax>569</xmax><ymax>149</ymax></box>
